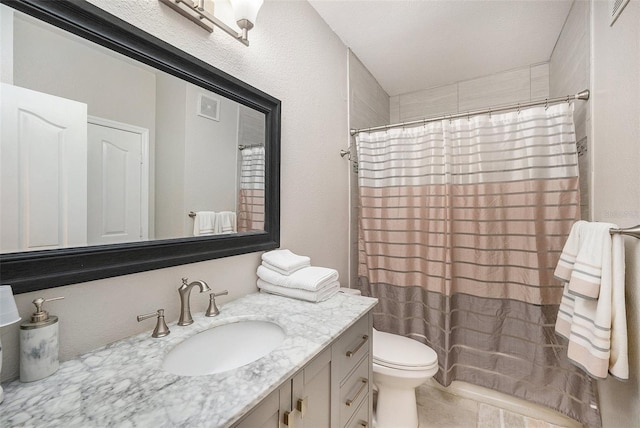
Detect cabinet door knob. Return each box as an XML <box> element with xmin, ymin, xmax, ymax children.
<box><xmin>296</xmin><ymin>397</ymin><xmax>308</xmax><ymax>418</ymax></box>
<box><xmin>345</xmin><ymin>378</ymin><xmax>368</xmax><ymax>407</ymax></box>
<box><xmin>283</xmin><ymin>409</ymin><xmax>299</xmax><ymax>427</ymax></box>
<box><xmin>346</xmin><ymin>335</ymin><xmax>369</xmax><ymax>357</ymax></box>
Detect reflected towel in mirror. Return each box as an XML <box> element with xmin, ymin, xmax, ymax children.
<box><xmin>193</xmin><ymin>211</ymin><xmax>217</xmax><ymax>236</ymax></box>
<box><xmin>217</xmin><ymin>211</ymin><xmax>237</xmax><ymax>234</ymax></box>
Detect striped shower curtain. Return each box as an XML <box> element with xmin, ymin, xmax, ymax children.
<box><xmin>356</xmin><ymin>103</ymin><xmax>600</xmax><ymax>427</ymax></box>
<box><xmin>237</xmin><ymin>146</ymin><xmax>265</xmax><ymax>232</ymax></box>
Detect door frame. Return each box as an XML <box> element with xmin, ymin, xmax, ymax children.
<box><xmin>88</xmin><ymin>115</ymin><xmax>150</xmax><ymax>241</ymax></box>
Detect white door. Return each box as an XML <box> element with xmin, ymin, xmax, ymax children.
<box><xmin>87</xmin><ymin>118</ymin><xmax>149</xmax><ymax>245</ymax></box>
<box><xmin>1</xmin><ymin>83</ymin><xmax>88</xmax><ymax>253</ymax></box>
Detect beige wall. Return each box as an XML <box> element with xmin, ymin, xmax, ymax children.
<box><xmin>1</xmin><ymin>0</ymin><xmax>349</xmax><ymax>382</ymax></box>
<box><xmin>183</xmin><ymin>84</ymin><xmax>239</xmax><ymax>233</ymax></box>
<box><xmin>154</xmin><ymin>74</ymin><xmax>187</xmax><ymax>240</ymax></box>
<box><xmin>590</xmin><ymin>0</ymin><xmax>640</xmax><ymax>426</ymax></box>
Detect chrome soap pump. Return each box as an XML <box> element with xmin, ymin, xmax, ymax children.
<box><xmin>20</xmin><ymin>296</ymin><xmax>64</xmax><ymax>382</ymax></box>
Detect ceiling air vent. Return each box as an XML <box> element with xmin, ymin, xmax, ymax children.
<box><xmin>610</xmin><ymin>0</ymin><xmax>630</xmax><ymax>26</ymax></box>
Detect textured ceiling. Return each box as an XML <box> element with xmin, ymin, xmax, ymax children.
<box><xmin>309</xmin><ymin>0</ymin><xmax>573</xmax><ymax>96</ymax></box>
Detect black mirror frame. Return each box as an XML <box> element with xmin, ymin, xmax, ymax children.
<box><xmin>0</xmin><ymin>0</ymin><xmax>280</xmax><ymax>294</ymax></box>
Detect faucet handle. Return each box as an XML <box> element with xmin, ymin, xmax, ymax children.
<box><xmin>137</xmin><ymin>309</ymin><xmax>170</xmax><ymax>338</ymax></box>
<box><xmin>181</xmin><ymin>277</ymin><xmax>189</xmax><ymax>286</ymax></box>
<box><xmin>205</xmin><ymin>290</ymin><xmax>228</xmax><ymax>317</ymax></box>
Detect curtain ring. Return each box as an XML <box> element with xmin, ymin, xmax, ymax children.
<box><xmin>517</xmin><ymin>103</ymin><xmax>520</xmax><ymax>114</ymax></box>
<box><xmin>545</xmin><ymin>99</ymin><xmax>549</xmax><ymax>110</ymax></box>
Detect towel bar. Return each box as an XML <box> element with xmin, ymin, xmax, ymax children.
<box><xmin>188</xmin><ymin>211</ymin><xmax>196</xmax><ymax>218</ymax></box>
<box><xmin>609</xmin><ymin>224</ymin><xmax>640</xmax><ymax>239</ymax></box>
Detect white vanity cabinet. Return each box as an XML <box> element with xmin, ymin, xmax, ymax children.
<box><xmin>233</xmin><ymin>311</ymin><xmax>373</xmax><ymax>428</ymax></box>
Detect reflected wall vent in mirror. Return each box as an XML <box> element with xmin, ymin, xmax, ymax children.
<box><xmin>197</xmin><ymin>94</ymin><xmax>220</xmax><ymax>121</ymax></box>
<box><xmin>159</xmin><ymin>0</ymin><xmax>263</xmax><ymax>46</ymax></box>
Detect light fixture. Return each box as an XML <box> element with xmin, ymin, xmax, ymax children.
<box><xmin>159</xmin><ymin>0</ymin><xmax>264</xmax><ymax>46</ymax></box>
<box><xmin>0</xmin><ymin>285</ymin><xmax>21</xmax><ymax>403</ymax></box>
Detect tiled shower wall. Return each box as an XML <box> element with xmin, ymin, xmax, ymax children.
<box><xmin>348</xmin><ymin>50</ymin><xmax>390</xmax><ymax>287</ymax></box>
<box><xmin>390</xmin><ymin>62</ymin><xmax>550</xmax><ymax>122</ymax></box>
<box><xmin>549</xmin><ymin>0</ymin><xmax>590</xmax><ymax>221</ymax></box>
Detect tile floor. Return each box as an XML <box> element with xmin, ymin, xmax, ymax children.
<box><xmin>413</xmin><ymin>382</ymin><xmax>568</xmax><ymax>428</ymax></box>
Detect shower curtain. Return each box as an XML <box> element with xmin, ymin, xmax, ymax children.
<box><xmin>356</xmin><ymin>103</ymin><xmax>600</xmax><ymax>427</ymax></box>
<box><xmin>237</xmin><ymin>146</ymin><xmax>265</xmax><ymax>232</ymax></box>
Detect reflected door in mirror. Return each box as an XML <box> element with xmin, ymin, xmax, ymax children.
<box><xmin>1</xmin><ymin>83</ymin><xmax>88</xmax><ymax>253</ymax></box>
<box><xmin>87</xmin><ymin>118</ymin><xmax>150</xmax><ymax>245</ymax></box>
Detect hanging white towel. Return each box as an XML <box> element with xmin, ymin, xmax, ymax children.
<box><xmin>554</xmin><ymin>221</ymin><xmax>628</xmax><ymax>379</ymax></box>
<box><xmin>257</xmin><ymin>279</ymin><xmax>339</xmax><ymax>302</ymax></box>
<box><xmin>193</xmin><ymin>211</ymin><xmax>217</xmax><ymax>236</ymax></box>
<box><xmin>257</xmin><ymin>265</ymin><xmax>339</xmax><ymax>291</ymax></box>
<box><xmin>554</xmin><ymin>220</ymin><xmax>587</xmax><ymax>282</ymax></box>
<box><xmin>261</xmin><ymin>249</ymin><xmax>311</xmax><ymax>275</ymax></box>
<box><xmin>217</xmin><ymin>211</ymin><xmax>237</xmax><ymax>234</ymax></box>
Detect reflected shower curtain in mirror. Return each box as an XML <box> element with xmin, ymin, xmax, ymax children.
<box><xmin>237</xmin><ymin>146</ymin><xmax>265</xmax><ymax>232</ymax></box>
<box><xmin>356</xmin><ymin>104</ymin><xmax>600</xmax><ymax>427</ymax></box>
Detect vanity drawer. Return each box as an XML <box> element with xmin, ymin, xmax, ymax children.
<box><xmin>335</xmin><ymin>315</ymin><xmax>370</xmax><ymax>383</ymax></box>
<box><xmin>345</xmin><ymin>396</ymin><xmax>370</xmax><ymax>428</ymax></box>
<box><xmin>339</xmin><ymin>355</ymin><xmax>369</xmax><ymax>428</ymax></box>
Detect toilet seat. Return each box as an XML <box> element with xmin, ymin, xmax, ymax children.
<box><xmin>373</xmin><ymin>329</ymin><xmax>438</xmax><ymax>371</ymax></box>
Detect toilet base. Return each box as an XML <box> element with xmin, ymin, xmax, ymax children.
<box><xmin>375</xmin><ymin>384</ymin><xmax>419</xmax><ymax>428</ymax></box>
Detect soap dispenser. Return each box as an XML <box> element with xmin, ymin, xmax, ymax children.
<box><xmin>20</xmin><ymin>296</ymin><xmax>64</xmax><ymax>382</ymax></box>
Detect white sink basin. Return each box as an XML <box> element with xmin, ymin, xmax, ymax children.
<box><xmin>162</xmin><ymin>320</ymin><xmax>286</xmax><ymax>376</ymax></box>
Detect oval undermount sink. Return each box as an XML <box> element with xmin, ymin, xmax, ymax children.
<box><xmin>162</xmin><ymin>320</ymin><xmax>285</xmax><ymax>376</ymax></box>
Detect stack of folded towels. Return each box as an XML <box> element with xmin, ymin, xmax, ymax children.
<box><xmin>257</xmin><ymin>249</ymin><xmax>340</xmax><ymax>302</ymax></box>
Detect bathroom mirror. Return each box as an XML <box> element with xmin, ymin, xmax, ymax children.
<box><xmin>0</xmin><ymin>0</ymin><xmax>281</xmax><ymax>294</ymax></box>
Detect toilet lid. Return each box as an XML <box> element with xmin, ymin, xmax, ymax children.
<box><xmin>373</xmin><ymin>329</ymin><xmax>438</xmax><ymax>370</ymax></box>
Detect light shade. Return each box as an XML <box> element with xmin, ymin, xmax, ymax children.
<box><xmin>0</xmin><ymin>285</ymin><xmax>21</xmax><ymax>327</ymax></box>
<box><xmin>230</xmin><ymin>0</ymin><xmax>264</xmax><ymax>25</ymax></box>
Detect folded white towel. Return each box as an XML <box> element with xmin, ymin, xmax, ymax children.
<box><xmin>261</xmin><ymin>249</ymin><xmax>311</xmax><ymax>275</ymax></box>
<box><xmin>257</xmin><ymin>265</ymin><xmax>338</xmax><ymax>292</ymax></box>
<box><xmin>217</xmin><ymin>211</ymin><xmax>237</xmax><ymax>234</ymax></box>
<box><xmin>257</xmin><ymin>279</ymin><xmax>339</xmax><ymax>302</ymax></box>
<box><xmin>193</xmin><ymin>211</ymin><xmax>217</xmax><ymax>236</ymax></box>
<box><xmin>555</xmin><ymin>221</ymin><xmax>628</xmax><ymax>379</ymax></box>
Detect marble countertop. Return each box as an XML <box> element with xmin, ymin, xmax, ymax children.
<box><xmin>1</xmin><ymin>292</ymin><xmax>377</xmax><ymax>427</ymax></box>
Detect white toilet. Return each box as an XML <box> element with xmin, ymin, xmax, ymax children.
<box><xmin>372</xmin><ymin>328</ymin><xmax>438</xmax><ymax>428</ymax></box>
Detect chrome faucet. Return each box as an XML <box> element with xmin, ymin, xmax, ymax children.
<box><xmin>178</xmin><ymin>278</ymin><xmax>211</xmax><ymax>326</ymax></box>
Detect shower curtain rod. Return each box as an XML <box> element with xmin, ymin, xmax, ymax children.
<box><xmin>349</xmin><ymin>89</ymin><xmax>590</xmax><ymax>137</ymax></box>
